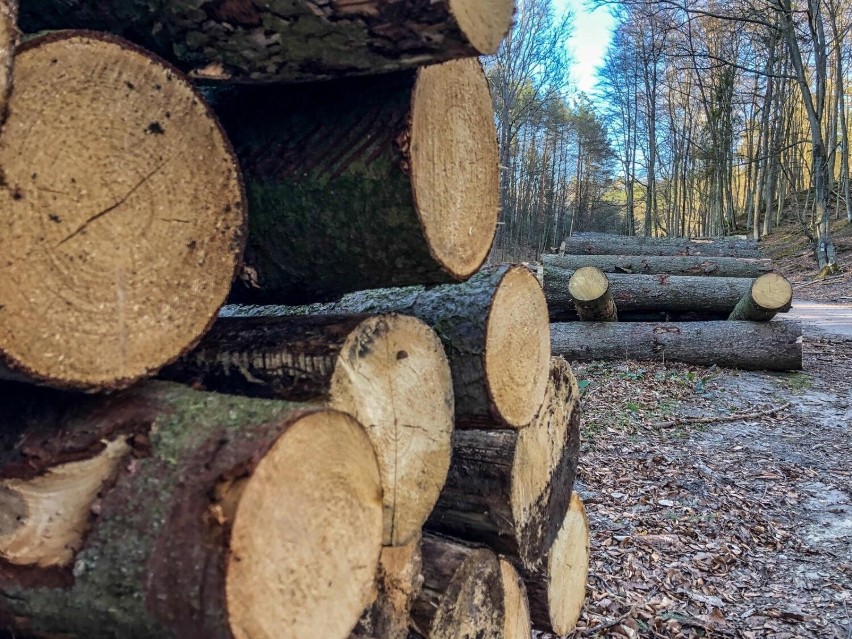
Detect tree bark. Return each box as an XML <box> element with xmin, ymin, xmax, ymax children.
<box><xmin>351</xmin><ymin>536</ymin><xmax>423</xmax><ymax>639</ymax></box>
<box><xmin>211</xmin><ymin>58</ymin><xmax>498</xmax><ymax>305</ymax></box>
<box><xmin>728</xmin><ymin>273</ymin><xmax>793</xmax><ymax>322</ymax></box>
<box><xmin>0</xmin><ymin>32</ymin><xmax>245</xmax><ymax>391</ymax></box>
<box><xmin>160</xmin><ymin>313</ymin><xmax>453</xmax><ymax>547</ymax></box>
<box><xmin>426</xmin><ymin>357</ymin><xmax>580</xmax><ymax>565</ymax></box>
<box><xmin>0</xmin><ymin>0</ymin><xmax>16</xmax><ymax>129</ymax></box>
<box><xmin>560</xmin><ymin>232</ymin><xmax>761</xmax><ymax>258</ymax></box>
<box><xmin>550</xmin><ymin>320</ymin><xmax>803</xmax><ymax>371</ymax></box>
<box><xmin>410</xmin><ymin>535</ymin><xmax>502</xmax><ymax>639</ymax></box>
<box><xmin>516</xmin><ymin>492</ymin><xmax>589</xmax><ymax>636</ymax></box>
<box><xmin>0</xmin><ymin>381</ymin><xmax>382</xmax><ymax>639</ymax></box>
<box><xmin>568</xmin><ymin>267</ymin><xmax>618</xmax><ymax>321</ymax></box>
<box><xmin>544</xmin><ymin>266</ymin><xmax>752</xmax><ymax>321</ymax></box>
<box><xmin>543</xmin><ymin>253</ymin><xmax>773</xmax><ymax>278</ymax></box>
<box><xmin>19</xmin><ymin>0</ymin><xmax>513</xmax><ymax>84</ymax></box>
<box><xmin>226</xmin><ymin>265</ymin><xmax>552</xmax><ymax>429</ymax></box>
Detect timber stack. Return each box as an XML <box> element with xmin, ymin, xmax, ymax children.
<box><xmin>541</xmin><ymin>232</ymin><xmax>801</xmax><ymax>370</ymax></box>
<box><xmin>0</xmin><ymin>4</ymin><xmax>591</xmax><ymax>639</ymax></box>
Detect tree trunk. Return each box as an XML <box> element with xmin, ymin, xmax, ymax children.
<box><xmin>0</xmin><ymin>32</ymin><xmax>245</xmax><ymax>391</ymax></box>
<box><xmin>550</xmin><ymin>320</ymin><xmax>803</xmax><ymax>370</ymax></box>
<box><xmin>351</xmin><ymin>537</ymin><xmax>423</xmax><ymax>639</ymax></box>
<box><xmin>426</xmin><ymin>357</ymin><xmax>580</xmax><ymax>565</ymax></box>
<box><xmin>226</xmin><ymin>265</ymin><xmax>552</xmax><ymax>429</ymax></box>
<box><xmin>0</xmin><ymin>381</ymin><xmax>382</xmax><ymax>639</ymax></box>
<box><xmin>560</xmin><ymin>232</ymin><xmax>761</xmax><ymax>257</ymax></box>
<box><xmin>543</xmin><ymin>253</ymin><xmax>773</xmax><ymax>278</ymax></box>
<box><xmin>410</xmin><ymin>536</ymin><xmax>503</xmax><ymax>639</ymax></box>
<box><xmin>211</xmin><ymin>58</ymin><xmax>498</xmax><ymax>305</ymax></box>
<box><xmin>0</xmin><ymin>0</ymin><xmax>16</xmax><ymax>129</ymax></box>
<box><xmin>728</xmin><ymin>273</ymin><xmax>793</xmax><ymax>321</ymax></box>
<box><xmin>544</xmin><ymin>267</ymin><xmax>753</xmax><ymax>321</ymax></box>
<box><xmin>19</xmin><ymin>0</ymin><xmax>513</xmax><ymax>84</ymax></box>
<box><xmin>516</xmin><ymin>492</ymin><xmax>589</xmax><ymax>636</ymax></box>
<box><xmin>161</xmin><ymin>313</ymin><xmax>453</xmax><ymax>547</ymax></box>
<box><xmin>568</xmin><ymin>267</ymin><xmax>618</xmax><ymax>321</ymax></box>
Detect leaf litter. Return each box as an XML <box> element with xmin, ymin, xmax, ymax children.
<box><xmin>539</xmin><ymin>333</ymin><xmax>852</xmax><ymax>639</ymax></box>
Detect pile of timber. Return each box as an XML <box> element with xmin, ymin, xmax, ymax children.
<box><xmin>542</xmin><ymin>233</ymin><xmax>802</xmax><ymax>370</ymax></box>
<box><xmin>0</xmin><ymin>5</ymin><xmax>591</xmax><ymax>639</ymax></box>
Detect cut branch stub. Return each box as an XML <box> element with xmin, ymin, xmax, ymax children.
<box><xmin>217</xmin><ymin>57</ymin><xmax>498</xmax><ymax>304</ymax></box>
<box><xmin>161</xmin><ymin>313</ymin><xmax>454</xmax><ymax>546</ymax></box>
<box><xmin>20</xmin><ymin>0</ymin><xmax>514</xmax><ymax>83</ymax></box>
<box><xmin>0</xmin><ymin>32</ymin><xmax>245</xmax><ymax>390</ymax></box>
<box><xmin>0</xmin><ymin>381</ymin><xmax>382</xmax><ymax>639</ymax></box>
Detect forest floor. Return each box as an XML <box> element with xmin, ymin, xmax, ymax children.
<box><xmin>554</xmin><ymin>217</ymin><xmax>852</xmax><ymax>638</ymax></box>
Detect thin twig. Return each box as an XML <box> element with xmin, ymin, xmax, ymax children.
<box><xmin>647</xmin><ymin>403</ymin><xmax>792</xmax><ymax>429</ymax></box>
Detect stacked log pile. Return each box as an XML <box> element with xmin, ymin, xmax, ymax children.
<box><xmin>0</xmin><ymin>5</ymin><xmax>591</xmax><ymax>639</ymax></box>
<box><xmin>544</xmin><ymin>233</ymin><xmax>802</xmax><ymax>370</ymax></box>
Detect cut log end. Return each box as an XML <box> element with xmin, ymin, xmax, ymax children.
<box><xmin>226</xmin><ymin>409</ymin><xmax>383</xmax><ymax>639</ymax></box>
<box><xmin>412</xmin><ymin>58</ymin><xmax>498</xmax><ymax>280</ymax></box>
<box><xmin>0</xmin><ymin>32</ymin><xmax>245</xmax><ymax>390</ymax></box>
<box><xmin>329</xmin><ymin>315</ymin><xmax>454</xmax><ymax>546</ymax></box>
<box><xmin>568</xmin><ymin>266</ymin><xmax>618</xmax><ymax>321</ymax></box>
<box><xmin>511</xmin><ymin>357</ymin><xmax>580</xmax><ymax>561</ymax></box>
<box><xmin>499</xmin><ymin>559</ymin><xmax>532</xmax><ymax>639</ymax></box>
<box><xmin>485</xmin><ymin>266</ymin><xmax>552</xmax><ymax>427</ymax></box>
<box><xmin>752</xmin><ymin>273</ymin><xmax>793</xmax><ymax>312</ymax></box>
<box><xmin>568</xmin><ymin>266</ymin><xmax>609</xmax><ymax>302</ymax></box>
<box><xmin>414</xmin><ymin>537</ymin><xmax>503</xmax><ymax>639</ymax></box>
<box><xmin>450</xmin><ymin>0</ymin><xmax>515</xmax><ymax>54</ymax></box>
<box><xmin>545</xmin><ymin>492</ymin><xmax>590</xmax><ymax>635</ymax></box>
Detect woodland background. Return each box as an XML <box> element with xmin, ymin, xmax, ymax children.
<box><xmin>487</xmin><ymin>0</ymin><xmax>852</xmax><ymax>271</ymax></box>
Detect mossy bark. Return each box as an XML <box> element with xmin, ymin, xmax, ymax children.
<box><xmin>20</xmin><ymin>0</ymin><xmax>507</xmax><ymax>83</ymax></box>
<box><xmin>227</xmin><ymin>266</ymin><xmax>515</xmax><ymax>426</ymax></box>
<box><xmin>0</xmin><ymin>381</ymin><xmax>323</xmax><ymax>639</ymax></box>
<box><xmin>207</xmin><ymin>77</ymin><xmax>471</xmax><ymax>304</ymax></box>
<box><xmin>550</xmin><ymin>320</ymin><xmax>803</xmax><ymax>371</ymax></box>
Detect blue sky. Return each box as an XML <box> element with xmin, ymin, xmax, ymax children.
<box><xmin>555</xmin><ymin>0</ymin><xmax>616</xmax><ymax>95</ymax></box>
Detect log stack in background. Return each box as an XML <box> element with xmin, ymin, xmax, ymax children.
<box><xmin>543</xmin><ymin>233</ymin><xmax>801</xmax><ymax>370</ymax></box>
<box><xmin>0</xmin><ymin>4</ymin><xmax>593</xmax><ymax>639</ymax></box>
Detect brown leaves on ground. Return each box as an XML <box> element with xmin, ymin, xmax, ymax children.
<box><xmin>543</xmin><ymin>339</ymin><xmax>852</xmax><ymax>639</ymax></box>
